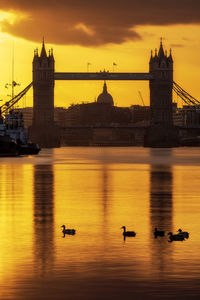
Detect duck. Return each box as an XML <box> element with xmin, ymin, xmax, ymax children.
<box><xmin>177</xmin><ymin>229</ymin><xmax>189</xmax><ymax>239</ymax></box>
<box><xmin>121</xmin><ymin>226</ymin><xmax>136</xmax><ymax>237</ymax></box>
<box><xmin>61</xmin><ymin>225</ymin><xmax>76</xmax><ymax>235</ymax></box>
<box><xmin>168</xmin><ymin>232</ymin><xmax>185</xmax><ymax>241</ymax></box>
<box><xmin>154</xmin><ymin>228</ymin><xmax>165</xmax><ymax>237</ymax></box>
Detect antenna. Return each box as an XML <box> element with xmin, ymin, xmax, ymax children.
<box><xmin>12</xmin><ymin>40</ymin><xmax>14</xmax><ymax>99</ymax></box>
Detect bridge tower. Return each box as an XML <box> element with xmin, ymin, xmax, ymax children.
<box><xmin>145</xmin><ymin>40</ymin><xmax>178</xmax><ymax>147</ymax></box>
<box><xmin>149</xmin><ymin>39</ymin><xmax>173</xmax><ymax>127</ymax></box>
<box><xmin>29</xmin><ymin>40</ymin><xmax>60</xmax><ymax>147</ymax></box>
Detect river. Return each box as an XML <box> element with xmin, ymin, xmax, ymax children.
<box><xmin>0</xmin><ymin>147</ymin><xmax>200</xmax><ymax>299</ymax></box>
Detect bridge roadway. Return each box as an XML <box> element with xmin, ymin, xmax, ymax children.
<box><xmin>54</xmin><ymin>72</ymin><xmax>153</xmax><ymax>81</ymax></box>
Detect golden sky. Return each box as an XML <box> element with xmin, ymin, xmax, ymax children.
<box><xmin>0</xmin><ymin>1</ymin><xmax>200</xmax><ymax>108</ymax></box>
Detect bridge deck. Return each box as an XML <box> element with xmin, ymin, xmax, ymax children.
<box><xmin>54</xmin><ymin>72</ymin><xmax>153</xmax><ymax>81</ymax></box>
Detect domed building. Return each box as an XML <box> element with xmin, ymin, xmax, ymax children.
<box><xmin>64</xmin><ymin>81</ymin><xmax>132</xmax><ymax>128</ymax></box>
<box><xmin>97</xmin><ymin>82</ymin><xmax>114</xmax><ymax>106</ymax></box>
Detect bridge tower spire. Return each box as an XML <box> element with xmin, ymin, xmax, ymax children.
<box><xmin>29</xmin><ymin>40</ymin><xmax>60</xmax><ymax>147</ymax></box>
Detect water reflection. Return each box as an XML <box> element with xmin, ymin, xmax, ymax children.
<box><xmin>101</xmin><ymin>163</ymin><xmax>110</xmax><ymax>231</ymax></box>
<box><xmin>33</xmin><ymin>164</ymin><xmax>55</xmax><ymax>277</ymax></box>
<box><xmin>150</xmin><ymin>164</ymin><xmax>173</xmax><ymax>231</ymax></box>
<box><xmin>149</xmin><ymin>156</ymin><xmax>174</xmax><ymax>274</ymax></box>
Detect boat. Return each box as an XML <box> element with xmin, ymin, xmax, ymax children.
<box><xmin>1</xmin><ymin>110</ymin><xmax>41</xmax><ymax>156</ymax></box>
<box><xmin>0</xmin><ymin>135</ymin><xmax>19</xmax><ymax>157</ymax></box>
<box><xmin>0</xmin><ymin>116</ymin><xmax>19</xmax><ymax>156</ymax></box>
<box><xmin>18</xmin><ymin>142</ymin><xmax>40</xmax><ymax>155</ymax></box>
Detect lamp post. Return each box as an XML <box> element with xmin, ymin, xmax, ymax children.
<box><xmin>87</xmin><ymin>62</ymin><xmax>92</xmax><ymax>72</ymax></box>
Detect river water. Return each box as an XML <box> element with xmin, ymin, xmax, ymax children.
<box><xmin>0</xmin><ymin>147</ymin><xmax>200</xmax><ymax>299</ymax></box>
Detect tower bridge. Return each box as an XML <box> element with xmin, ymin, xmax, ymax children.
<box><xmin>2</xmin><ymin>39</ymin><xmax>199</xmax><ymax>147</ymax></box>
<box><xmin>28</xmin><ymin>39</ymin><xmax>175</xmax><ymax>147</ymax></box>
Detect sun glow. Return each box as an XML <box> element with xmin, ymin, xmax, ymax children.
<box><xmin>0</xmin><ymin>10</ymin><xmax>199</xmax><ymax>109</ymax></box>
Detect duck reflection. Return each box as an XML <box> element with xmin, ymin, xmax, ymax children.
<box><xmin>33</xmin><ymin>164</ymin><xmax>55</xmax><ymax>277</ymax></box>
<box><xmin>149</xmin><ymin>159</ymin><xmax>173</xmax><ymax>273</ymax></box>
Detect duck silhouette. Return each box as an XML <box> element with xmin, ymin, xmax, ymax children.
<box><xmin>121</xmin><ymin>226</ymin><xmax>136</xmax><ymax>237</ymax></box>
<box><xmin>154</xmin><ymin>228</ymin><xmax>165</xmax><ymax>237</ymax></box>
<box><xmin>168</xmin><ymin>232</ymin><xmax>185</xmax><ymax>242</ymax></box>
<box><xmin>61</xmin><ymin>225</ymin><xmax>76</xmax><ymax>235</ymax></box>
<box><xmin>177</xmin><ymin>229</ymin><xmax>189</xmax><ymax>239</ymax></box>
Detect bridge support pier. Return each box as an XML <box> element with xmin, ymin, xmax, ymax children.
<box><xmin>29</xmin><ymin>124</ymin><xmax>60</xmax><ymax>148</ymax></box>
<box><xmin>144</xmin><ymin>126</ymin><xmax>179</xmax><ymax>147</ymax></box>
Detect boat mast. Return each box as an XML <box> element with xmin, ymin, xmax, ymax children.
<box><xmin>12</xmin><ymin>41</ymin><xmax>14</xmax><ymax>99</ymax></box>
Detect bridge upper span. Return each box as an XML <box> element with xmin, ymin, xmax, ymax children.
<box><xmin>54</xmin><ymin>72</ymin><xmax>153</xmax><ymax>81</ymax></box>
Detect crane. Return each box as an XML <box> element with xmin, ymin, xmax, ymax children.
<box><xmin>138</xmin><ymin>91</ymin><xmax>145</xmax><ymax>106</ymax></box>
<box><xmin>0</xmin><ymin>82</ymin><xmax>32</xmax><ymax>117</ymax></box>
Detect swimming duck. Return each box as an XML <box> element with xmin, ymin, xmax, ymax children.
<box><xmin>177</xmin><ymin>229</ymin><xmax>189</xmax><ymax>239</ymax></box>
<box><xmin>154</xmin><ymin>228</ymin><xmax>165</xmax><ymax>237</ymax></box>
<box><xmin>121</xmin><ymin>226</ymin><xmax>136</xmax><ymax>237</ymax></box>
<box><xmin>61</xmin><ymin>225</ymin><xmax>76</xmax><ymax>235</ymax></box>
<box><xmin>168</xmin><ymin>232</ymin><xmax>185</xmax><ymax>241</ymax></box>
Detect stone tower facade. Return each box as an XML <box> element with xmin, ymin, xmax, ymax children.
<box><xmin>149</xmin><ymin>39</ymin><xmax>173</xmax><ymax>127</ymax></box>
<box><xmin>145</xmin><ymin>40</ymin><xmax>179</xmax><ymax>147</ymax></box>
<box><xmin>32</xmin><ymin>41</ymin><xmax>55</xmax><ymax>126</ymax></box>
<box><xmin>29</xmin><ymin>41</ymin><xmax>60</xmax><ymax>147</ymax></box>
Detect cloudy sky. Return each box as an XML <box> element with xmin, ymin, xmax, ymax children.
<box><xmin>0</xmin><ymin>0</ymin><xmax>199</xmax><ymax>107</ymax></box>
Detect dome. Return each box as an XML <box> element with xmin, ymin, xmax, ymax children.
<box><xmin>97</xmin><ymin>82</ymin><xmax>114</xmax><ymax>105</ymax></box>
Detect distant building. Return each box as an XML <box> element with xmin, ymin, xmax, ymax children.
<box><xmin>13</xmin><ymin>83</ymin><xmax>152</xmax><ymax>132</ymax></box>
<box><xmin>54</xmin><ymin>107</ymin><xmax>68</xmax><ymax>127</ymax></box>
<box><xmin>130</xmin><ymin>105</ymin><xmax>150</xmax><ymax>126</ymax></box>
<box><xmin>13</xmin><ymin>107</ymin><xmax>33</xmax><ymax>128</ymax></box>
<box><xmin>97</xmin><ymin>82</ymin><xmax>114</xmax><ymax>106</ymax></box>
<box><xmin>172</xmin><ymin>103</ymin><xmax>184</xmax><ymax>126</ymax></box>
<box><xmin>64</xmin><ymin>82</ymin><xmax>132</xmax><ymax>126</ymax></box>
<box><xmin>173</xmin><ymin>105</ymin><xmax>200</xmax><ymax>127</ymax></box>
<box><xmin>13</xmin><ymin>106</ymin><xmax>69</xmax><ymax>128</ymax></box>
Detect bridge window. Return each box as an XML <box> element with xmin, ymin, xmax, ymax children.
<box><xmin>161</xmin><ymin>71</ymin><xmax>167</xmax><ymax>79</ymax></box>
<box><xmin>42</xmin><ymin>71</ymin><xmax>47</xmax><ymax>80</ymax></box>
<box><xmin>161</xmin><ymin>62</ymin><xmax>166</xmax><ymax>68</ymax></box>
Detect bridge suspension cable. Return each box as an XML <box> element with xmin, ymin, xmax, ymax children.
<box><xmin>173</xmin><ymin>81</ymin><xmax>200</xmax><ymax>106</ymax></box>
<box><xmin>0</xmin><ymin>82</ymin><xmax>33</xmax><ymax>116</ymax></box>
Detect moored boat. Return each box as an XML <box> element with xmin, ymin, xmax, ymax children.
<box><xmin>18</xmin><ymin>142</ymin><xmax>41</xmax><ymax>155</ymax></box>
<box><xmin>0</xmin><ymin>134</ymin><xmax>19</xmax><ymax>157</ymax></box>
<box><xmin>0</xmin><ymin>110</ymin><xmax>41</xmax><ymax>156</ymax></box>
<box><xmin>4</xmin><ymin>110</ymin><xmax>41</xmax><ymax>155</ymax></box>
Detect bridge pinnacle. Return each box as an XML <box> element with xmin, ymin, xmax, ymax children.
<box><xmin>158</xmin><ymin>38</ymin><xmax>165</xmax><ymax>58</ymax></box>
<box><xmin>40</xmin><ymin>38</ymin><xmax>47</xmax><ymax>57</ymax></box>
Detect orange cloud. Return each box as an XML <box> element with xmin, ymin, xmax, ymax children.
<box><xmin>0</xmin><ymin>1</ymin><xmax>200</xmax><ymax>46</ymax></box>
